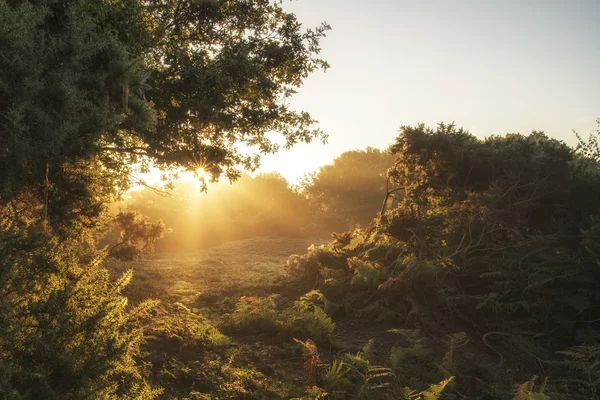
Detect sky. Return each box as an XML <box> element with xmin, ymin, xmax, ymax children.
<box><xmin>257</xmin><ymin>0</ymin><xmax>600</xmax><ymax>183</ymax></box>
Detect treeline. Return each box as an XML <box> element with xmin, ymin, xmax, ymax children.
<box><xmin>112</xmin><ymin>147</ymin><xmax>395</xmax><ymax>251</ymax></box>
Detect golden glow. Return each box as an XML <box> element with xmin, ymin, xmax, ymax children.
<box><xmin>120</xmin><ymin>172</ymin><xmax>308</xmax><ymax>251</ymax></box>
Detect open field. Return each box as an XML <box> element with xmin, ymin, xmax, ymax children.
<box><xmin>110</xmin><ymin>237</ymin><xmax>326</xmax><ymax>304</ymax></box>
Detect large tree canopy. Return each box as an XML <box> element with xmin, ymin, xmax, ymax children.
<box><xmin>0</xmin><ymin>0</ymin><xmax>329</xmax><ymax>204</ymax></box>
<box><xmin>0</xmin><ymin>2</ymin><xmax>330</xmax><ymax>397</ymax></box>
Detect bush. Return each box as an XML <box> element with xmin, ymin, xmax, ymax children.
<box><xmin>0</xmin><ymin>229</ymin><xmax>160</xmax><ymax>399</ymax></box>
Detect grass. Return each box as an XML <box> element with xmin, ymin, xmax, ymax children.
<box><xmin>109</xmin><ymin>237</ymin><xmax>330</xmax><ymax>399</ymax></box>
<box><xmin>109</xmin><ymin>236</ymin><xmax>470</xmax><ymax>399</ymax></box>
<box><xmin>109</xmin><ymin>236</ymin><xmax>325</xmax><ymax>304</ymax></box>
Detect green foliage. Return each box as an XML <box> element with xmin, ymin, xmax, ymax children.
<box><xmin>285</xmin><ymin>121</ymin><xmax>600</xmax><ymax>398</ymax></box>
<box><xmin>295</xmin><ymin>305</ymin><xmax>336</xmax><ymax>343</ymax></box>
<box><xmin>151</xmin><ymin>303</ymin><xmax>230</xmax><ymax>349</ymax></box>
<box><xmin>575</xmin><ymin>119</ymin><xmax>600</xmax><ymax>164</ymax></box>
<box><xmin>377</xmin><ymin>122</ymin><xmax>600</xmax><ymax>340</ymax></box>
<box><xmin>415</xmin><ymin>377</ymin><xmax>455</xmax><ymax>400</ymax></box>
<box><xmin>221</xmin><ymin>292</ymin><xmax>335</xmax><ymax>343</ymax></box>
<box><xmin>0</xmin><ymin>0</ymin><xmax>153</xmax><ymax>201</ymax></box>
<box><xmin>388</xmin><ymin>329</ymin><xmax>433</xmax><ymax>379</ymax></box>
<box><xmin>156</xmin><ymin>356</ymin><xmax>269</xmax><ymax>399</ymax></box>
<box><xmin>0</xmin><ymin>0</ymin><xmax>330</xmax><ymax>207</ymax></box>
<box><xmin>349</xmin><ymin>257</ymin><xmax>389</xmax><ymax>290</ymax></box>
<box><xmin>0</xmin><ymin>229</ymin><xmax>160</xmax><ymax>399</ymax></box>
<box><xmin>437</xmin><ymin>332</ymin><xmax>469</xmax><ymax>377</ymax></box>
<box><xmin>324</xmin><ymin>360</ymin><xmax>352</xmax><ymax>392</ymax></box>
<box><xmin>108</xmin><ymin>211</ymin><xmax>166</xmax><ymax>260</ymax></box>
<box><xmin>286</xmin><ymin>244</ymin><xmax>344</xmax><ymax>282</ymax></box>
<box><xmin>361</xmin><ymin>339</ymin><xmax>377</xmax><ymax>363</ymax></box>
<box><xmin>222</xmin><ymin>295</ymin><xmax>283</xmax><ymax>335</ymax></box>
<box><xmin>0</xmin><ymin>0</ymin><xmax>334</xmax><ymax>398</ymax></box>
<box><xmin>322</xmin><ymin>348</ymin><xmax>398</xmax><ymax>399</ymax></box>
<box><xmin>389</xmin><ymin>345</ymin><xmax>433</xmax><ymax>374</ymax></box>
<box><xmin>556</xmin><ymin>345</ymin><xmax>600</xmax><ymax>393</ymax></box>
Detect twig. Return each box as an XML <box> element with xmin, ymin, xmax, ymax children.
<box><xmin>482</xmin><ymin>331</ymin><xmax>512</xmax><ymax>367</ymax></box>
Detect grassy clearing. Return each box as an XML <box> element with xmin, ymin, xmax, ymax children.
<box><xmin>109</xmin><ymin>237</ymin><xmax>331</xmax><ymax>399</ymax></box>
<box><xmin>110</xmin><ymin>237</ymin><xmax>324</xmax><ymax>303</ymax></box>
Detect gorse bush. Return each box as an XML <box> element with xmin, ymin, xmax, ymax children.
<box><xmin>0</xmin><ymin>225</ymin><xmax>159</xmax><ymax>399</ymax></box>
<box><xmin>0</xmin><ymin>0</ymin><xmax>335</xmax><ymax>397</ymax></box>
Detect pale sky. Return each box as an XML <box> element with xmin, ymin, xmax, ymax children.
<box><xmin>259</xmin><ymin>0</ymin><xmax>600</xmax><ymax>183</ymax></box>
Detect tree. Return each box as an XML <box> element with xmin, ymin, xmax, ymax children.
<box><xmin>115</xmin><ymin>173</ymin><xmax>315</xmax><ymax>250</ymax></box>
<box><xmin>0</xmin><ymin>1</ymin><xmax>329</xmax><ymax>398</ymax></box>
<box><xmin>300</xmin><ymin>147</ymin><xmax>395</xmax><ymax>232</ymax></box>
<box><xmin>0</xmin><ymin>0</ymin><xmax>330</xmax><ymax>218</ymax></box>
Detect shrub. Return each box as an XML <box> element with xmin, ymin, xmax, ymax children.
<box><xmin>0</xmin><ymin>233</ymin><xmax>160</xmax><ymax>399</ymax></box>
<box><xmin>221</xmin><ymin>295</ymin><xmax>283</xmax><ymax>335</ymax></box>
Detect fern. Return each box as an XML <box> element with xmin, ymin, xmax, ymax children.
<box><xmin>437</xmin><ymin>332</ymin><xmax>469</xmax><ymax>376</ymax></box>
<box><xmin>349</xmin><ymin>257</ymin><xmax>388</xmax><ymax>290</ymax></box>
<box><xmin>324</xmin><ymin>360</ymin><xmax>351</xmax><ymax>391</ymax></box>
<box><xmin>411</xmin><ymin>377</ymin><xmax>454</xmax><ymax>400</ymax></box>
<box><xmin>389</xmin><ymin>344</ymin><xmax>432</xmax><ymax>373</ymax></box>
<box><xmin>360</xmin><ymin>338</ymin><xmax>376</xmax><ymax>362</ymax></box>
<box><xmin>294</xmin><ymin>338</ymin><xmax>324</xmax><ymax>387</ymax></box>
<box><xmin>555</xmin><ymin>345</ymin><xmax>600</xmax><ymax>393</ymax></box>
<box><xmin>302</xmin><ymin>306</ymin><xmax>336</xmax><ymax>342</ymax></box>
<box><xmin>513</xmin><ymin>376</ymin><xmax>550</xmax><ymax>400</ymax></box>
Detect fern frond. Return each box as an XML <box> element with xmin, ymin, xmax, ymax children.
<box><xmin>412</xmin><ymin>376</ymin><xmax>454</xmax><ymax>400</ymax></box>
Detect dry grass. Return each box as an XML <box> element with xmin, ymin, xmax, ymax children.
<box><xmin>108</xmin><ymin>236</ymin><xmax>327</xmax><ymax>305</ymax></box>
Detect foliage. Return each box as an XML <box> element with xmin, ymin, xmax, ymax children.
<box><xmin>293</xmin><ymin>298</ymin><xmax>336</xmax><ymax>343</ymax></box>
<box><xmin>437</xmin><ymin>332</ymin><xmax>469</xmax><ymax>377</ymax></box>
<box><xmin>324</xmin><ymin>360</ymin><xmax>351</xmax><ymax>392</ymax></box>
<box><xmin>221</xmin><ymin>291</ymin><xmax>335</xmax><ymax>343</ymax></box>
<box><xmin>575</xmin><ymin>118</ymin><xmax>600</xmax><ymax>163</ymax></box>
<box><xmin>108</xmin><ymin>211</ymin><xmax>166</xmax><ymax>260</ymax></box>
<box><xmin>0</xmin><ymin>0</ymin><xmax>330</xmax><ymax>209</ymax></box>
<box><xmin>0</xmin><ymin>222</ymin><xmax>159</xmax><ymax>399</ymax></box>
<box><xmin>285</xmin><ymin>121</ymin><xmax>600</xmax><ymax>398</ymax></box>
<box><xmin>155</xmin><ymin>356</ymin><xmax>269</xmax><ymax>399</ymax></box>
<box><xmin>222</xmin><ymin>295</ymin><xmax>283</xmax><ymax>335</ymax></box>
<box><xmin>555</xmin><ymin>345</ymin><xmax>600</xmax><ymax>394</ymax></box>
<box><xmin>376</xmin><ymin>123</ymin><xmax>600</xmax><ymax>338</ymax></box>
<box><xmin>299</xmin><ymin>148</ymin><xmax>395</xmax><ymax>231</ymax></box>
<box><xmin>150</xmin><ymin>303</ymin><xmax>230</xmax><ymax>349</ymax></box>
<box><xmin>513</xmin><ymin>376</ymin><xmax>549</xmax><ymax>400</ymax></box>
<box><xmin>416</xmin><ymin>377</ymin><xmax>455</xmax><ymax>400</ymax></box>
<box><xmin>349</xmin><ymin>257</ymin><xmax>389</xmax><ymax>290</ymax></box>
<box><xmin>0</xmin><ymin>1</ymin><xmax>330</xmax><ymax>397</ymax></box>
<box><xmin>0</xmin><ymin>0</ymin><xmax>152</xmax><ymax>202</ymax></box>
<box><xmin>295</xmin><ymin>338</ymin><xmax>325</xmax><ymax>387</ymax></box>
<box><xmin>286</xmin><ymin>243</ymin><xmax>345</xmax><ymax>282</ymax></box>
